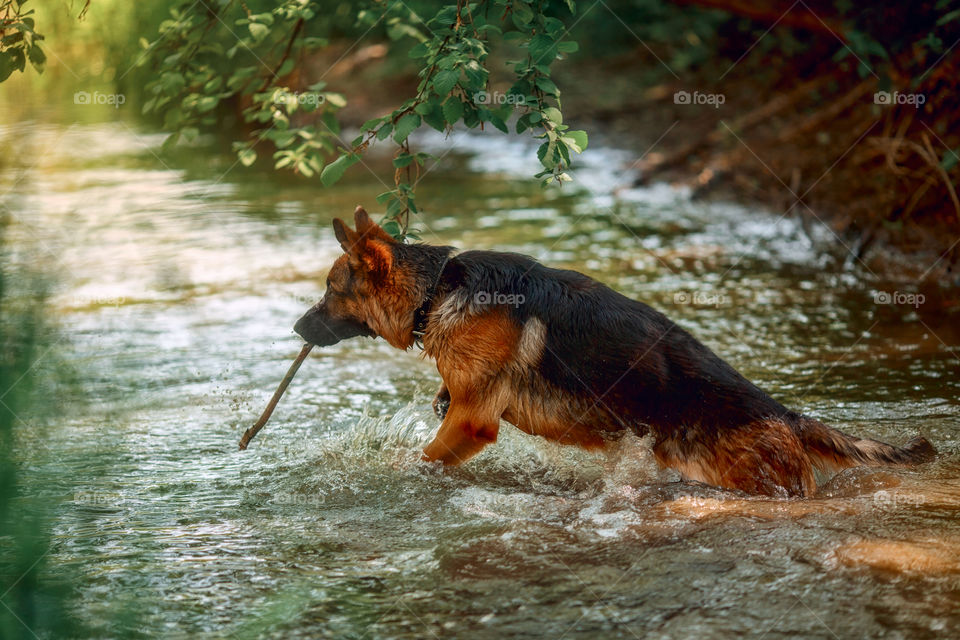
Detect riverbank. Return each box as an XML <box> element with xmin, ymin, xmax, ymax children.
<box><xmin>556</xmin><ymin>47</ymin><xmax>960</xmax><ymax>288</ymax></box>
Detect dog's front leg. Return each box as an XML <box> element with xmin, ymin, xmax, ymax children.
<box><xmin>422</xmin><ymin>396</ymin><xmax>500</xmax><ymax>466</ymax></box>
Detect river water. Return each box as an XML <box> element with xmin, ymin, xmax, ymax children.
<box><xmin>2</xmin><ymin>103</ymin><xmax>958</xmax><ymax>638</ymax></box>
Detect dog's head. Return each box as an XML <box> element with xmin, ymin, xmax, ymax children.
<box><xmin>294</xmin><ymin>206</ymin><xmax>412</xmax><ymax>348</ymax></box>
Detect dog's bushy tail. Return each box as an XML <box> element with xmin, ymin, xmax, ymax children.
<box><xmin>796</xmin><ymin>416</ymin><xmax>936</xmax><ymax>473</ymax></box>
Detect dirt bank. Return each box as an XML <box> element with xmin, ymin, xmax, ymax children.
<box><xmin>555</xmin><ymin>45</ymin><xmax>959</xmax><ymax>288</ymax></box>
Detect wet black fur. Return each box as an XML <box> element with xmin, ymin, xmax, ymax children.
<box><xmin>438</xmin><ymin>250</ymin><xmax>792</xmax><ymax>438</ymax></box>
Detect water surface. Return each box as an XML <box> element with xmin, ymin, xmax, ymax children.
<box><xmin>2</xmin><ymin>105</ymin><xmax>959</xmax><ymax>639</ymax></box>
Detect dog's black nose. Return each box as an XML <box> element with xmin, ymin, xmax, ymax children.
<box><xmin>293</xmin><ymin>309</ymin><xmax>332</xmax><ymax>345</ymax></box>
<box><xmin>292</xmin><ymin>313</ymin><xmax>311</xmax><ymax>340</ymax></box>
<box><xmin>294</xmin><ymin>307</ymin><xmax>374</xmax><ymax>347</ymax></box>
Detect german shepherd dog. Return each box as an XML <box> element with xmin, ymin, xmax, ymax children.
<box><xmin>294</xmin><ymin>207</ymin><xmax>935</xmax><ymax>497</ymax></box>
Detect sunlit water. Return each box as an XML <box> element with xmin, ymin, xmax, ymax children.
<box><xmin>2</xmin><ymin>105</ymin><xmax>959</xmax><ymax>638</ymax></box>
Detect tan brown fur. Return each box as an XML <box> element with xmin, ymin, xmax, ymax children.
<box><xmin>654</xmin><ymin>419</ymin><xmax>817</xmax><ymax>497</ymax></box>
<box><xmin>326</xmin><ymin>208</ymin><xmax>425</xmax><ymax>350</ymax></box>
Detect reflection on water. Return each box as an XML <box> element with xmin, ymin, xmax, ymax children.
<box><xmin>2</xmin><ymin>110</ymin><xmax>959</xmax><ymax>638</ymax></box>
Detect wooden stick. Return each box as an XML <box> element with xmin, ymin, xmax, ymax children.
<box><xmin>238</xmin><ymin>343</ymin><xmax>314</xmax><ymax>450</ymax></box>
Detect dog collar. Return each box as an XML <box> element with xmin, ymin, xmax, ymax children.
<box><xmin>411</xmin><ymin>253</ymin><xmax>452</xmax><ymax>344</ymax></box>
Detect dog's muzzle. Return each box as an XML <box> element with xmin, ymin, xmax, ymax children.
<box><xmin>293</xmin><ymin>305</ymin><xmax>375</xmax><ymax>347</ymax></box>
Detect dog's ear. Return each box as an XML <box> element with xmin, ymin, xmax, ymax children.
<box><xmin>359</xmin><ymin>239</ymin><xmax>393</xmax><ymax>282</ymax></box>
<box><xmin>354</xmin><ymin>206</ymin><xmax>373</xmax><ymax>233</ymax></box>
<box><xmin>334</xmin><ymin>211</ymin><xmax>393</xmax><ymax>281</ymax></box>
<box><xmin>354</xmin><ymin>205</ymin><xmax>395</xmax><ymax>244</ymax></box>
<box><xmin>333</xmin><ymin>217</ymin><xmax>361</xmax><ymax>254</ymax></box>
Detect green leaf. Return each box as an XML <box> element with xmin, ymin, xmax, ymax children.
<box><xmin>408</xmin><ymin>41</ymin><xmax>430</xmax><ymax>58</ymax></box>
<box><xmin>393</xmin><ymin>153</ymin><xmax>414</xmax><ymax>168</ymax></box>
<box><xmin>276</xmin><ymin>58</ymin><xmax>295</xmax><ymax>77</ymax></box>
<box><xmin>197</xmin><ymin>96</ymin><xmax>218</xmax><ymax>112</ymax></box>
<box><xmin>432</xmin><ymin>69</ymin><xmax>460</xmax><ymax>95</ymax></box>
<box><xmin>563</xmin><ymin>130</ymin><xmax>588</xmax><ymax>153</ymax></box>
<box><xmin>361</xmin><ymin>116</ymin><xmax>384</xmax><ymax>133</ymax></box>
<box><xmin>324</xmin><ymin>93</ymin><xmax>347</xmax><ymax>108</ymax></box>
<box><xmin>393</xmin><ymin>113</ymin><xmax>421</xmax><ymax>143</ymax></box>
<box><xmin>321</xmin><ymin>111</ymin><xmax>340</xmax><ymax>134</ymax></box>
<box><xmin>376</xmin><ymin>122</ymin><xmax>394</xmax><ymax>141</ymax></box>
<box><xmin>27</xmin><ymin>44</ymin><xmax>45</xmax><ymax>73</ymax></box>
<box><xmin>296</xmin><ymin>158</ymin><xmax>315</xmax><ymax>177</ymax></box>
<box><xmin>386</xmin><ymin>197</ymin><xmax>406</xmax><ymax>218</ymax></box>
<box><xmin>516</xmin><ymin>115</ymin><xmax>530</xmax><ymax>134</ymax></box>
<box><xmin>204</xmin><ymin>76</ymin><xmax>223</xmax><ymax>93</ymax></box>
<box><xmin>512</xmin><ymin>2</ymin><xmax>534</xmax><ymax>27</ymax></box>
<box><xmin>0</xmin><ymin>52</ymin><xmax>14</xmax><ymax>82</ymax></box>
<box><xmin>442</xmin><ymin>98</ymin><xmax>463</xmax><ymax>124</ymax></box>
<box><xmin>251</xmin><ymin>13</ymin><xmax>275</xmax><ymax>26</ymax></box>
<box><xmin>557</xmin><ymin>40</ymin><xmax>579</xmax><ymax>53</ymax></box>
<box><xmin>537</xmin><ymin>141</ymin><xmax>551</xmax><ymax>167</ymax></box>
<box><xmin>161</xmin><ymin>132</ymin><xmax>180</xmax><ymax>153</ymax></box>
<box><xmin>462</xmin><ymin>61</ymin><xmax>487</xmax><ymax>89</ymax></box>
<box><xmin>271</xmin><ymin>130</ymin><xmax>295</xmax><ymax>147</ymax></box>
<box><xmin>161</xmin><ymin>71</ymin><xmax>185</xmax><ymax>93</ymax></box>
<box><xmin>249</xmin><ymin>23</ymin><xmax>270</xmax><ymax>41</ymax></box>
<box><xmin>227</xmin><ymin>66</ymin><xmax>258</xmax><ymax>91</ymax></box>
<box><xmin>381</xmin><ymin>220</ymin><xmax>402</xmax><ymax>238</ymax></box>
<box><xmin>238</xmin><ymin>148</ymin><xmax>257</xmax><ymax>166</ymax></box>
<box><xmin>528</xmin><ymin>35</ymin><xmax>556</xmax><ymax>63</ymax></box>
<box><xmin>542</xmin><ymin>107</ymin><xmax>563</xmax><ymax>125</ymax></box>
<box><xmin>321</xmin><ymin>153</ymin><xmax>359</xmax><ymax>187</ymax></box>
<box><xmin>489</xmin><ymin>115</ymin><xmax>509</xmax><ymax>133</ymax></box>
<box><xmin>422</xmin><ymin>106</ymin><xmax>446</xmax><ymax>132</ymax></box>
<box><xmin>535</xmin><ymin>76</ymin><xmax>559</xmax><ymax>95</ymax></box>
<box><xmin>940</xmin><ymin>148</ymin><xmax>960</xmax><ymax>172</ymax></box>
<box><xmin>937</xmin><ymin>8</ymin><xmax>960</xmax><ymax>25</ymax></box>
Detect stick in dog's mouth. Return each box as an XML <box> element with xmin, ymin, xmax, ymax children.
<box><xmin>238</xmin><ymin>343</ymin><xmax>314</xmax><ymax>450</ymax></box>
